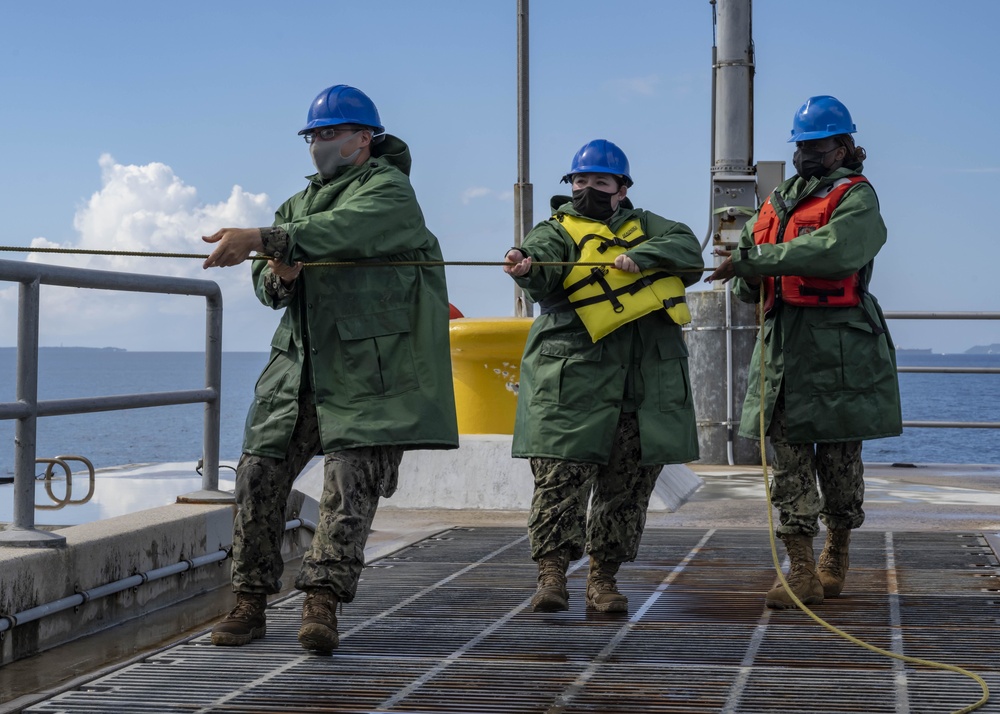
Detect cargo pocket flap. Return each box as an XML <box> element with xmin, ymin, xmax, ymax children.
<box><xmin>539</xmin><ymin>335</ymin><xmax>603</xmax><ymax>361</ymax></box>
<box><xmin>336</xmin><ymin>308</ymin><xmax>412</xmax><ymax>341</ymax></box>
<box><xmin>657</xmin><ymin>338</ymin><xmax>689</xmax><ymax>359</ymax></box>
<box><xmin>270</xmin><ymin>324</ymin><xmax>292</xmax><ymax>351</ymax></box>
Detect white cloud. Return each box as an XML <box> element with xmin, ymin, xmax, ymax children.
<box><xmin>461</xmin><ymin>186</ymin><xmax>493</xmax><ymax>204</ymax></box>
<box><xmin>461</xmin><ymin>186</ymin><xmax>514</xmax><ymax>205</ymax></box>
<box><xmin>602</xmin><ymin>75</ymin><xmax>660</xmax><ymax>98</ymax></box>
<box><xmin>1</xmin><ymin>155</ymin><xmax>276</xmax><ymax>351</ymax></box>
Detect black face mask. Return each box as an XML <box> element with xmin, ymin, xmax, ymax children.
<box><xmin>793</xmin><ymin>147</ymin><xmax>835</xmax><ymax>180</ymax></box>
<box><xmin>572</xmin><ymin>186</ymin><xmax>617</xmax><ymax>221</ymax></box>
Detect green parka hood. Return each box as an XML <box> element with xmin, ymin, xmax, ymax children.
<box><xmin>371</xmin><ymin>134</ymin><xmax>412</xmax><ymax>175</ymax></box>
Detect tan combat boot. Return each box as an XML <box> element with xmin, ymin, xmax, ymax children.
<box><xmin>298</xmin><ymin>589</ymin><xmax>339</xmax><ymax>653</ymax></box>
<box><xmin>817</xmin><ymin>528</ymin><xmax>851</xmax><ymax>598</ymax></box>
<box><xmin>765</xmin><ymin>534</ymin><xmax>825</xmax><ymax>610</ymax></box>
<box><xmin>531</xmin><ymin>551</ymin><xmax>570</xmax><ymax>612</ymax></box>
<box><xmin>586</xmin><ymin>558</ymin><xmax>628</xmax><ymax>613</ymax></box>
<box><xmin>211</xmin><ymin>592</ymin><xmax>267</xmax><ymax>646</ymax></box>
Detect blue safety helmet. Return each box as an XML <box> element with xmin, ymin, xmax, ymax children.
<box><xmin>561</xmin><ymin>139</ymin><xmax>633</xmax><ymax>187</ymax></box>
<box><xmin>298</xmin><ymin>84</ymin><xmax>384</xmax><ymax>135</ymax></box>
<box><xmin>788</xmin><ymin>95</ymin><xmax>856</xmax><ymax>143</ymax></box>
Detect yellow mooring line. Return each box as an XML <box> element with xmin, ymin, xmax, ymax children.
<box><xmin>755</xmin><ymin>290</ymin><xmax>989</xmax><ymax>714</ymax></box>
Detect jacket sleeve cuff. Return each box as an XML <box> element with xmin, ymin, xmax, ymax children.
<box><xmin>259</xmin><ymin>226</ymin><xmax>289</xmax><ymax>261</ymax></box>
<box><xmin>262</xmin><ymin>270</ymin><xmax>296</xmax><ymax>299</ymax></box>
<box><xmin>731</xmin><ymin>245</ymin><xmax>758</xmax><ymax>279</ymax></box>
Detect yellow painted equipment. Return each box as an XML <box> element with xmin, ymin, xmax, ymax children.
<box><xmin>449</xmin><ymin>317</ymin><xmax>532</xmax><ymax>434</ymax></box>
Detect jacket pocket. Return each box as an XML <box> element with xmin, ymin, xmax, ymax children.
<box><xmin>751</xmin><ymin>214</ymin><xmax>774</xmax><ymax>244</ymax></box>
<box><xmin>808</xmin><ymin>320</ymin><xmax>878</xmax><ymax>393</ymax></box>
<box><xmin>253</xmin><ymin>325</ymin><xmax>294</xmax><ymax>407</ymax></box>
<box><xmin>790</xmin><ymin>207</ymin><xmax>826</xmax><ymax>237</ymax></box>
<box><xmin>656</xmin><ymin>338</ymin><xmax>693</xmax><ymax>411</ymax></box>
<box><xmin>533</xmin><ymin>335</ymin><xmax>603</xmax><ymax>408</ymax></box>
<box><xmin>336</xmin><ymin>308</ymin><xmax>418</xmax><ymax>401</ymax></box>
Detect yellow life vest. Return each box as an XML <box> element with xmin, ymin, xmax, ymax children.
<box><xmin>556</xmin><ymin>213</ymin><xmax>691</xmax><ymax>342</ymax></box>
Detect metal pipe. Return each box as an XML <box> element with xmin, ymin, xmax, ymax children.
<box><xmin>899</xmin><ymin>367</ymin><xmax>1000</xmax><ymax>374</ymax></box>
<box><xmin>7</xmin><ymin>390</ymin><xmax>219</xmax><ymax>419</ymax></box>
<box><xmin>883</xmin><ymin>311</ymin><xmax>1000</xmax><ymax>320</ymax></box>
<box><xmin>0</xmin><ymin>257</ymin><xmax>221</xmax><ymax>298</ymax></box>
<box><xmin>0</xmin><ymin>557</ymin><xmax>212</xmax><ymax>633</ymax></box>
<box><xmin>725</xmin><ymin>280</ymin><xmax>735</xmax><ymax>466</ymax></box>
<box><xmin>286</xmin><ymin>518</ymin><xmax>318</xmax><ymax>533</ymax></box>
<box><xmin>1</xmin><ymin>258</ymin><xmax>230</xmax><ymax>540</ymax></box>
<box><xmin>13</xmin><ymin>278</ymin><xmax>41</xmax><ymax>534</ymax></box>
<box><xmin>513</xmin><ymin>0</ymin><xmax>533</xmax><ymax>318</ymax></box>
<box><xmin>701</xmin><ymin>31</ymin><xmax>719</xmax><ymax>252</ymax></box>
<box><xmin>0</xmin><ymin>520</ymin><xmax>312</xmax><ymax>635</ymax></box>
<box><xmin>904</xmin><ymin>421</ymin><xmax>1000</xmax><ymax>429</ymax></box>
<box><xmin>713</xmin><ymin>0</ymin><xmax>753</xmax><ymax>178</ymax></box>
<box><xmin>202</xmin><ymin>293</ymin><xmax>224</xmax><ymax>492</ymax></box>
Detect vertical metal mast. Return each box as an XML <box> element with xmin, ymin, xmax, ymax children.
<box><xmin>689</xmin><ymin>0</ymin><xmax>759</xmax><ymax>466</ymax></box>
<box><xmin>513</xmin><ymin>0</ymin><xmax>533</xmax><ymax>317</ymax></box>
<box><xmin>711</xmin><ymin>0</ymin><xmax>755</xmax><ymax>254</ymax></box>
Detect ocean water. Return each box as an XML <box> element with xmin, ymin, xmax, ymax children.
<box><xmin>0</xmin><ymin>349</ymin><xmax>269</xmax><ymax>478</ymax></box>
<box><xmin>0</xmin><ymin>349</ymin><xmax>998</xmax><ymax>477</ymax></box>
<box><xmin>867</xmin><ymin>352</ymin><xmax>1000</xmax><ymax>465</ymax></box>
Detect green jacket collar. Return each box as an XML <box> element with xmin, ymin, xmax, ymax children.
<box><xmin>780</xmin><ymin>164</ymin><xmax>866</xmax><ymax>202</ymax></box>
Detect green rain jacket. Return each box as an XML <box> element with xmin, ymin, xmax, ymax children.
<box><xmin>730</xmin><ymin>165</ymin><xmax>902</xmax><ymax>443</ymax></box>
<box><xmin>242</xmin><ymin>135</ymin><xmax>459</xmax><ymax>457</ymax></box>
<box><xmin>511</xmin><ymin>198</ymin><xmax>704</xmax><ymax>466</ymax></box>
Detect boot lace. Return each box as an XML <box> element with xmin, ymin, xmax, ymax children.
<box><xmin>229</xmin><ymin>594</ymin><xmax>262</xmax><ymax>620</ymax></box>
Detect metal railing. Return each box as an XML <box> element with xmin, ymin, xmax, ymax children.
<box><xmin>0</xmin><ymin>258</ymin><xmax>231</xmax><ymax>547</ymax></box>
<box><xmin>884</xmin><ymin>311</ymin><xmax>1000</xmax><ymax>430</ymax></box>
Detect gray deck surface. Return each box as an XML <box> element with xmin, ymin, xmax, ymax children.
<box><xmin>19</xmin><ymin>522</ymin><xmax>1000</xmax><ymax>714</ymax></box>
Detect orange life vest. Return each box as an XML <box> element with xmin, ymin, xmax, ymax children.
<box><xmin>751</xmin><ymin>176</ymin><xmax>869</xmax><ymax>313</ymax></box>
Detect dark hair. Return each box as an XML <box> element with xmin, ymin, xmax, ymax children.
<box><xmin>835</xmin><ymin>134</ymin><xmax>867</xmax><ymax>168</ymax></box>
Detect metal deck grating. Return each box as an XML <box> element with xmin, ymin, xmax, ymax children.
<box><xmin>23</xmin><ymin>527</ymin><xmax>1000</xmax><ymax>713</ymax></box>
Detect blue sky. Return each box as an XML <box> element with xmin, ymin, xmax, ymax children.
<box><xmin>0</xmin><ymin>0</ymin><xmax>997</xmax><ymax>353</ymax></box>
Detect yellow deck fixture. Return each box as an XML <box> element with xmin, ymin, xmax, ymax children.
<box><xmin>449</xmin><ymin>317</ymin><xmax>533</xmax><ymax>434</ymax></box>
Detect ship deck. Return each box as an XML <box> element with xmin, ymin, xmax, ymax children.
<box><xmin>4</xmin><ymin>463</ymin><xmax>1000</xmax><ymax>714</ymax></box>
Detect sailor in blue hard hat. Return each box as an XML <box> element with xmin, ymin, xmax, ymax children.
<box><xmin>298</xmin><ymin>84</ymin><xmax>386</xmax><ymax>179</ymax></box>
<box><xmin>788</xmin><ymin>95</ymin><xmax>864</xmax><ymax>180</ymax></box>
<box><xmin>202</xmin><ymin>84</ymin><xmax>459</xmax><ymax>654</ymax></box>
<box><xmin>501</xmin><ymin>138</ymin><xmax>704</xmax><ymax>617</ymax></box>
<box><xmin>706</xmin><ymin>95</ymin><xmax>900</xmax><ymax>613</ymax></box>
<box><xmin>505</xmin><ymin>139</ymin><xmax>636</xmax><ymax>277</ymax></box>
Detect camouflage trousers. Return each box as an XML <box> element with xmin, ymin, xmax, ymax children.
<box><xmin>768</xmin><ymin>392</ymin><xmax>865</xmax><ymax>538</ymax></box>
<box><xmin>528</xmin><ymin>411</ymin><xmax>662</xmax><ymax>563</ymax></box>
<box><xmin>231</xmin><ymin>395</ymin><xmax>402</xmax><ymax>602</ymax></box>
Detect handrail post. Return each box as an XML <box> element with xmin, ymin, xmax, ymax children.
<box><xmin>177</xmin><ymin>289</ymin><xmax>232</xmax><ymax>504</ymax></box>
<box><xmin>3</xmin><ymin>278</ymin><xmax>66</xmax><ymax>546</ymax></box>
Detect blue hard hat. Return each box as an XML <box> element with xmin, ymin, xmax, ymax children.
<box><xmin>788</xmin><ymin>95</ymin><xmax>856</xmax><ymax>143</ymax></box>
<box><xmin>298</xmin><ymin>84</ymin><xmax>384</xmax><ymax>135</ymax></box>
<box><xmin>561</xmin><ymin>139</ymin><xmax>633</xmax><ymax>187</ymax></box>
